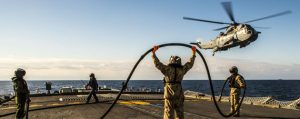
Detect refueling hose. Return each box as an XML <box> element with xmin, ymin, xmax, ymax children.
<box><xmin>100</xmin><ymin>43</ymin><xmax>246</xmax><ymax>119</ymax></box>
<box><xmin>0</xmin><ymin>96</ymin><xmax>15</xmax><ymax>105</ymax></box>
<box><xmin>218</xmin><ymin>78</ymin><xmax>230</xmax><ymax>102</ymax></box>
<box><xmin>218</xmin><ymin>77</ymin><xmax>247</xmax><ymax>113</ymax></box>
<box><xmin>0</xmin><ymin>100</ymin><xmax>112</xmax><ymax>118</ymax></box>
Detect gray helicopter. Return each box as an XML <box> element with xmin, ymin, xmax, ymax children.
<box><xmin>184</xmin><ymin>2</ymin><xmax>291</xmax><ymax>56</ymax></box>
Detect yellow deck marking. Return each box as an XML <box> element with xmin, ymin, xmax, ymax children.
<box><xmin>118</xmin><ymin>101</ymin><xmax>150</xmax><ymax>105</ymax></box>
<box><xmin>30</xmin><ymin>104</ymin><xmax>43</xmax><ymax>107</ymax></box>
<box><xmin>1</xmin><ymin>106</ymin><xmax>17</xmax><ymax>110</ymax></box>
<box><xmin>50</xmin><ymin>103</ymin><xmax>64</xmax><ymax>106</ymax></box>
<box><xmin>68</xmin><ymin>102</ymin><xmax>81</xmax><ymax>105</ymax></box>
<box><xmin>1</xmin><ymin>104</ymin><xmax>42</xmax><ymax>110</ymax></box>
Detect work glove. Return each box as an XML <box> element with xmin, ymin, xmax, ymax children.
<box><xmin>192</xmin><ymin>46</ymin><xmax>196</xmax><ymax>55</ymax></box>
<box><xmin>152</xmin><ymin>46</ymin><xmax>159</xmax><ymax>53</ymax></box>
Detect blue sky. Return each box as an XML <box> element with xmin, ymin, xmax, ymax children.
<box><xmin>0</xmin><ymin>0</ymin><xmax>299</xmax><ymax>80</ymax></box>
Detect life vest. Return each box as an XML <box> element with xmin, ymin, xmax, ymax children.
<box><xmin>163</xmin><ymin>64</ymin><xmax>182</xmax><ymax>85</ymax></box>
<box><xmin>229</xmin><ymin>74</ymin><xmax>238</xmax><ymax>88</ymax></box>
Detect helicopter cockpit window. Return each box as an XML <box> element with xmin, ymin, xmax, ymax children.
<box><xmin>225</xmin><ymin>26</ymin><xmax>234</xmax><ymax>33</ymax></box>
<box><xmin>219</xmin><ymin>32</ymin><xmax>224</xmax><ymax>36</ymax></box>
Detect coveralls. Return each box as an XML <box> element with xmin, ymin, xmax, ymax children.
<box><xmin>153</xmin><ymin>54</ymin><xmax>195</xmax><ymax>119</ymax></box>
<box><xmin>86</xmin><ymin>77</ymin><xmax>99</xmax><ymax>103</ymax></box>
<box><xmin>228</xmin><ymin>74</ymin><xmax>245</xmax><ymax>116</ymax></box>
<box><xmin>12</xmin><ymin>77</ymin><xmax>29</xmax><ymax>119</ymax></box>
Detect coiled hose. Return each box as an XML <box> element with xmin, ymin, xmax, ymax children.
<box><xmin>100</xmin><ymin>43</ymin><xmax>246</xmax><ymax>119</ymax></box>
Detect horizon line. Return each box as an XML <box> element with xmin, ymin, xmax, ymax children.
<box><xmin>0</xmin><ymin>79</ymin><xmax>299</xmax><ymax>81</ymax></box>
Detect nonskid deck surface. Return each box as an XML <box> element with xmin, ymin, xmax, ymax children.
<box><xmin>184</xmin><ymin>90</ymin><xmax>300</xmax><ymax>110</ymax></box>
<box><xmin>0</xmin><ymin>94</ymin><xmax>299</xmax><ymax>119</ymax></box>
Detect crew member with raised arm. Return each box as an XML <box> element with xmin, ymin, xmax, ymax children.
<box><xmin>152</xmin><ymin>46</ymin><xmax>196</xmax><ymax>119</ymax></box>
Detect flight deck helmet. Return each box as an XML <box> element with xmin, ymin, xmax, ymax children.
<box><xmin>15</xmin><ymin>68</ymin><xmax>26</xmax><ymax>77</ymax></box>
<box><xmin>229</xmin><ymin>66</ymin><xmax>238</xmax><ymax>74</ymax></box>
<box><xmin>169</xmin><ymin>56</ymin><xmax>182</xmax><ymax>66</ymax></box>
<box><xmin>90</xmin><ymin>73</ymin><xmax>95</xmax><ymax>78</ymax></box>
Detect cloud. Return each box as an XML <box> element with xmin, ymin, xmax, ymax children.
<box><xmin>0</xmin><ymin>57</ymin><xmax>299</xmax><ymax>80</ymax></box>
<box><xmin>201</xmin><ymin>57</ymin><xmax>300</xmax><ymax>79</ymax></box>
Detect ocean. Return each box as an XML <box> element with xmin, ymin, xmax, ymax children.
<box><xmin>0</xmin><ymin>80</ymin><xmax>299</xmax><ymax>101</ymax></box>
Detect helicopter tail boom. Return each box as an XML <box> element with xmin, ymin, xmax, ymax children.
<box><xmin>190</xmin><ymin>42</ymin><xmax>202</xmax><ymax>49</ymax></box>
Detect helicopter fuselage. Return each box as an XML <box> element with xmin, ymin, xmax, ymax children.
<box><xmin>198</xmin><ymin>24</ymin><xmax>259</xmax><ymax>53</ymax></box>
<box><xmin>185</xmin><ymin>2</ymin><xmax>290</xmax><ymax>55</ymax></box>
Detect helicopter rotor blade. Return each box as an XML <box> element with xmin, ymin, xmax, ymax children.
<box><xmin>213</xmin><ymin>26</ymin><xmax>229</xmax><ymax>31</ymax></box>
<box><xmin>244</xmin><ymin>10</ymin><xmax>291</xmax><ymax>23</ymax></box>
<box><xmin>253</xmin><ymin>26</ymin><xmax>271</xmax><ymax>29</ymax></box>
<box><xmin>183</xmin><ymin>17</ymin><xmax>231</xmax><ymax>25</ymax></box>
<box><xmin>221</xmin><ymin>2</ymin><xmax>236</xmax><ymax>23</ymax></box>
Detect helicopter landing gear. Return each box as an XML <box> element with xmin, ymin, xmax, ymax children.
<box><xmin>212</xmin><ymin>47</ymin><xmax>218</xmax><ymax>56</ymax></box>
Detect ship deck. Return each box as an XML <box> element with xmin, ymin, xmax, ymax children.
<box><xmin>0</xmin><ymin>94</ymin><xmax>299</xmax><ymax>119</ymax></box>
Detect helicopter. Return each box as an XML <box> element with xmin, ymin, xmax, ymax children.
<box><xmin>184</xmin><ymin>2</ymin><xmax>291</xmax><ymax>56</ymax></box>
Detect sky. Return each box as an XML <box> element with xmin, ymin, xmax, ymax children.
<box><xmin>0</xmin><ymin>0</ymin><xmax>299</xmax><ymax>80</ymax></box>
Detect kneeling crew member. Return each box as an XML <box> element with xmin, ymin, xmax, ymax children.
<box><xmin>152</xmin><ymin>46</ymin><xmax>196</xmax><ymax>119</ymax></box>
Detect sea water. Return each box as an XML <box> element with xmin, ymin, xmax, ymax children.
<box><xmin>0</xmin><ymin>80</ymin><xmax>299</xmax><ymax>101</ymax></box>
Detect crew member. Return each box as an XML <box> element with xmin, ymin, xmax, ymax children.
<box><xmin>152</xmin><ymin>46</ymin><xmax>196</xmax><ymax>119</ymax></box>
<box><xmin>227</xmin><ymin>66</ymin><xmax>246</xmax><ymax>117</ymax></box>
<box><xmin>86</xmin><ymin>73</ymin><xmax>99</xmax><ymax>103</ymax></box>
<box><xmin>12</xmin><ymin>68</ymin><xmax>30</xmax><ymax>119</ymax></box>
